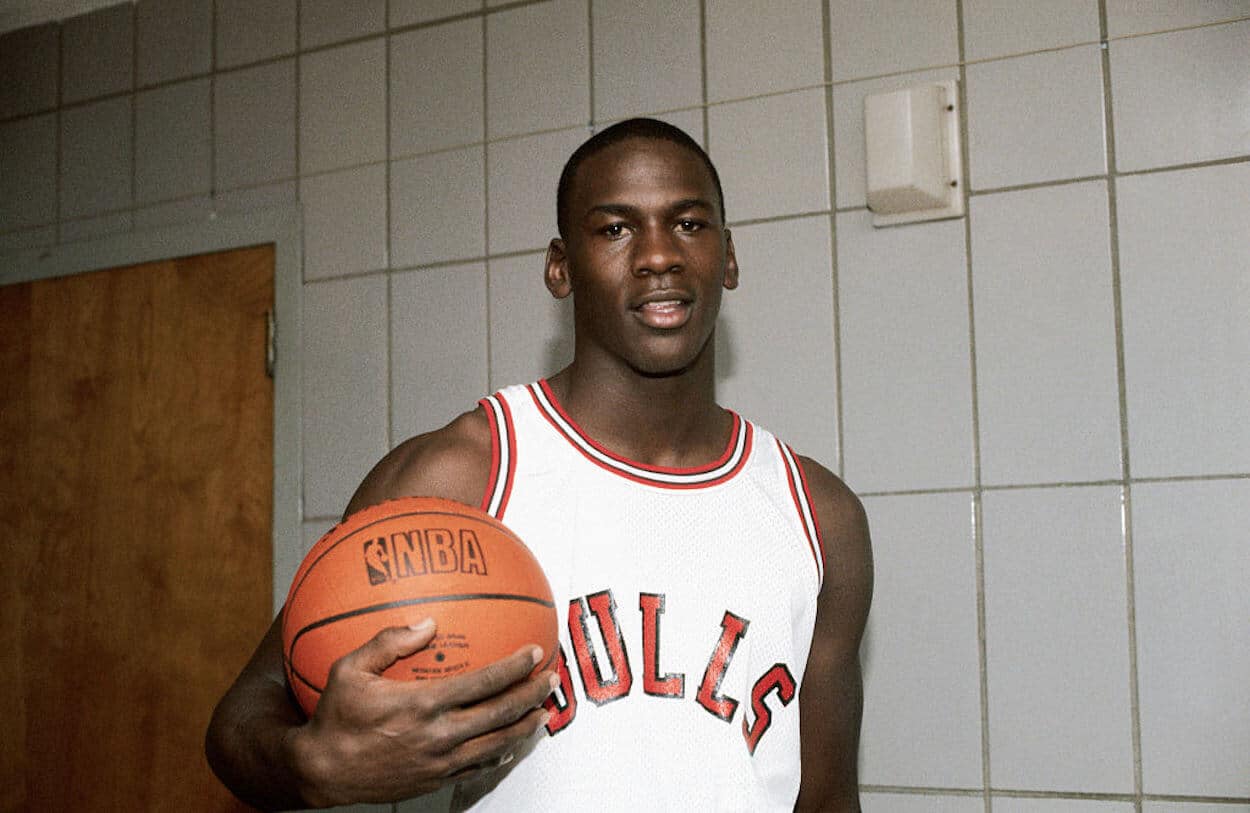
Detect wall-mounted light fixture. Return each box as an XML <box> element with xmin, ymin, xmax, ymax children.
<box><xmin>864</xmin><ymin>80</ymin><xmax>964</xmax><ymax>227</ymax></box>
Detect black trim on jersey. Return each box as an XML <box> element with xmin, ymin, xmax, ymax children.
<box><xmin>568</xmin><ymin>589</ymin><xmax>634</xmax><ymax>705</ymax></box>
<box><xmin>696</xmin><ymin>610</ymin><xmax>749</xmax><ymax>722</ymax></box>
<box><xmin>639</xmin><ymin>592</ymin><xmax>685</xmax><ymax>698</ymax></box>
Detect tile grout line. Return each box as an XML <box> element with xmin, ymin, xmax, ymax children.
<box><xmin>54</xmin><ymin>18</ymin><xmax>64</xmax><ymax>238</ymax></box>
<box><xmin>1098</xmin><ymin>1</ymin><xmax>1145</xmax><ymax>807</ymax></box>
<box><xmin>819</xmin><ymin>0</ymin><xmax>844</xmax><ymax>481</ymax></box>
<box><xmin>698</xmin><ymin>0</ymin><xmax>709</xmax><ymax>150</ymax></box>
<box><xmin>953</xmin><ymin>2</ymin><xmax>992</xmax><ymax>810</ymax></box>
<box><xmin>481</xmin><ymin>2</ymin><xmax>494</xmax><ymax>393</ymax></box>
<box><xmin>384</xmin><ymin>0</ymin><xmax>395</xmax><ymax>452</ymax></box>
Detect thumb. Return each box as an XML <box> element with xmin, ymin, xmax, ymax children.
<box><xmin>346</xmin><ymin>618</ymin><xmax>437</xmax><ymax>676</ymax></box>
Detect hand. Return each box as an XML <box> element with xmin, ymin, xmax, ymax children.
<box><xmin>284</xmin><ymin>619</ymin><xmax>557</xmax><ymax>807</ymax></box>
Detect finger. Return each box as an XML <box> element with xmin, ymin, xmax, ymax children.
<box><xmin>433</xmin><ymin>645</ymin><xmax>545</xmax><ymax>708</ymax></box>
<box><xmin>442</xmin><ymin>706</ymin><xmax>551</xmax><ymax>778</ymax></box>
<box><xmin>439</xmin><ymin>670</ymin><xmax>558</xmax><ymax>743</ymax></box>
<box><xmin>338</xmin><ymin>619</ymin><xmax>437</xmax><ymax>676</ymax></box>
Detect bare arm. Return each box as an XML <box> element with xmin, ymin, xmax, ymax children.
<box><xmin>793</xmin><ymin>457</ymin><xmax>874</xmax><ymax>812</ymax></box>
<box><xmin>205</xmin><ymin>409</ymin><xmax>557</xmax><ymax>810</ymax></box>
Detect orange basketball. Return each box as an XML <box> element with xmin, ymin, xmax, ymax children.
<box><xmin>282</xmin><ymin>496</ymin><xmax>558</xmax><ymax>717</ymax></box>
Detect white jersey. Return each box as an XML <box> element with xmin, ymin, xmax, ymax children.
<box><xmin>462</xmin><ymin>380</ymin><xmax>826</xmax><ymax>812</ymax></box>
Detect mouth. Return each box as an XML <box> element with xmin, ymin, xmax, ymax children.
<box><xmin>632</xmin><ymin>292</ymin><xmax>693</xmax><ymax>330</ymax></box>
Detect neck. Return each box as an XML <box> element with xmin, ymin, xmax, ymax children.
<box><xmin>546</xmin><ymin>344</ymin><xmax>729</xmax><ymax>469</ymax></box>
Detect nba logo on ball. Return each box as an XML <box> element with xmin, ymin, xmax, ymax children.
<box><xmin>362</xmin><ymin>527</ymin><xmax>490</xmax><ymax>585</ymax></box>
<box><xmin>281</xmin><ymin>496</ymin><xmax>559</xmax><ymax>717</ymax></box>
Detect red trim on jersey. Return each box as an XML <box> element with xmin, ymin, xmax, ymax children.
<box><xmin>778</xmin><ymin>440</ymin><xmax>825</xmax><ymax>583</ymax></box>
<box><xmin>478</xmin><ymin>394</ymin><xmax>518</xmax><ymax>520</ymax></box>
<box><xmin>529</xmin><ymin>379</ymin><xmax>752</xmax><ymax>489</ymax></box>
<box><xmin>478</xmin><ymin>397</ymin><xmax>501</xmax><ymax>514</ymax></box>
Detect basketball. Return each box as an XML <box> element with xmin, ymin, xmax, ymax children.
<box><xmin>281</xmin><ymin>496</ymin><xmax>559</xmax><ymax>716</ymax></box>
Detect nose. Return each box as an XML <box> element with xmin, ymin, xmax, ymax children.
<box><xmin>633</xmin><ymin>223</ymin><xmax>682</xmax><ymax>277</ymax></box>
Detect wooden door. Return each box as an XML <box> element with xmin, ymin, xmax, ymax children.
<box><xmin>0</xmin><ymin>246</ymin><xmax>275</xmax><ymax>811</ymax></box>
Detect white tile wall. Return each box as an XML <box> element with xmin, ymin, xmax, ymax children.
<box><xmin>302</xmin><ymin>275</ymin><xmax>390</xmax><ymax>519</ymax></box>
<box><xmin>1105</xmin><ymin>0</ymin><xmax>1250</xmax><ymax>38</ymax></box>
<box><xmin>390</xmin><ymin>19</ymin><xmax>484</xmax><ymax>157</ymax></box>
<box><xmin>1110</xmin><ymin>21</ymin><xmax>1250</xmax><ymax>172</ymax></box>
<box><xmin>134</xmin><ymin>79</ymin><xmax>212</xmax><ymax>204</ymax></box>
<box><xmin>59</xmin><ymin>96</ymin><xmax>132</xmax><ymax>218</ymax></box>
<box><xmin>971</xmin><ymin>182</ymin><xmax>1121</xmax><ymax>485</ymax></box>
<box><xmin>213</xmin><ymin>181</ymin><xmax>297</xmax><ymax>216</ymax></box>
<box><xmin>390</xmin><ymin>263</ymin><xmax>490</xmax><ymax>440</ymax></box>
<box><xmin>962</xmin><ymin>0</ymin><xmax>1100</xmax><ymax>61</ymax></box>
<box><xmin>0</xmin><ymin>24</ymin><xmax>58</xmax><ymax>118</ymax></box>
<box><xmin>487</xmin><ymin>252</ymin><xmax>574</xmax><ymax>390</ymax></box>
<box><xmin>832</xmin><ymin>67</ymin><xmax>960</xmax><ymax>209</ymax></box>
<box><xmin>862</xmin><ymin>794</ymin><xmax>983</xmax><ymax>813</ymax></box>
<box><xmin>994</xmin><ymin>800</ymin><xmax>1135</xmax><ymax>813</ymax></box>
<box><xmin>390</xmin><ymin>0</ymin><xmax>481</xmax><ymax>28</ymax></box>
<box><xmin>1143</xmin><ymin>804</ymin><xmax>1250</xmax><ymax>813</ymax></box>
<box><xmin>715</xmin><ymin>216</ymin><xmax>838</xmax><ymax>467</ymax></box>
<box><xmin>390</xmin><ymin>146</ymin><xmax>486</xmax><ymax>267</ymax></box>
<box><xmin>838</xmin><ymin>211</ymin><xmax>974</xmax><ymax>493</ymax></box>
<box><xmin>1134</xmin><ymin>479</ymin><xmax>1250</xmax><ymax>797</ymax></box>
<box><xmin>215</xmin><ymin>0</ymin><xmax>297</xmax><ymax>68</ymax></box>
<box><xmin>214</xmin><ymin>60</ymin><xmax>298</xmax><ymax>191</ymax></box>
<box><xmin>135</xmin><ymin>0</ymin><xmax>212</xmax><ymax>86</ymax></box>
<box><xmin>62</xmin><ymin>4</ymin><xmax>132</xmax><ymax>105</ymax></box>
<box><xmin>708</xmin><ymin>88</ymin><xmax>830</xmax><ymax>223</ymax></box>
<box><xmin>300</xmin><ymin>0</ymin><xmax>385</xmax><ymax>49</ymax></box>
<box><xmin>486</xmin><ymin>126</ymin><xmax>588</xmax><ymax>254</ymax></box>
<box><xmin>859</xmin><ymin>492</ymin><xmax>982</xmax><ymax>787</ymax></box>
<box><xmin>966</xmin><ymin>45</ymin><xmax>1106</xmax><ymax>190</ymax></box>
<box><xmin>0</xmin><ymin>114</ymin><xmax>57</xmax><ymax>230</ymax></box>
<box><xmin>705</xmin><ymin>0</ymin><xmax>824</xmax><ymax>101</ymax></box>
<box><xmin>300</xmin><ymin>164</ymin><xmax>389</xmax><ymax>280</ymax></box>
<box><xmin>591</xmin><ymin>0</ymin><xmax>701</xmax><ymax>123</ymax></box>
<box><xmin>485</xmin><ymin>0</ymin><xmax>588</xmax><ymax>139</ymax></box>
<box><xmin>134</xmin><ymin>195</ymin><xmax>212</xmax><ymax>230</ymax></box>
<box><xmin>1117</xmin><ymin>163</ymin><xmax>1250</xmax><ymax>478</ymax></box>
<box><xmin>983</xmin><ymin>487</ymin><xmax>1134</xmax><ymax>792</ymax></box>
<box><xmin>59</xmin><ymin>210</ymin><xmax>133</xmax><ymax>242</ymax></box>
<box><xmin>299</xmin><ymin>39</ymin><xmax>387</xmax><ymax>174</ymax></box>
<box><xmin>829</xmin><ymin>0</ymin><xmax>959</xmax><ymax>81</ymax></box>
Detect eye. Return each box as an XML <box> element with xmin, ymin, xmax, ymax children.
<box><xmin>676</xmin><ymin>219</ymin><xmax>705</xmax><ymax>233</ymax></box>
<box><xmin>601</xmin><ymin>222</ymin><xmax>627</xmax><ymax>238</ymax></box>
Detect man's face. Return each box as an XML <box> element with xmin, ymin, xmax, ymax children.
<box><xmin>547</xmin><ymin>137</ymin><xmax>738</xmax><ymax>377</ymax></box>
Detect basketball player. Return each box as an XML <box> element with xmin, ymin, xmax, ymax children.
<box><xmin>206</xmin><ymin>118</ymin><xmax>873</xmax><ymax>811</ymax></box>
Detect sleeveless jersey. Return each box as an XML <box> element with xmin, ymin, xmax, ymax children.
<box><xmin>463</xmin><ymin>380</ymin><xmax>826</xmax><ymax>811</ymax></box>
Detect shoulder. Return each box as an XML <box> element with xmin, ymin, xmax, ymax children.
<box><xmin>793</xmin><ymin>454</ymin><xmax>873</xmax><ymax>605</ymax></box>
<box><xmin>343</xmin><ymin>407</ymin><xmax>495</xmax><ymax>517</ymax></box>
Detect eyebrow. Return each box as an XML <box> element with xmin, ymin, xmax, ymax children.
<box><xmin>584</xmin><ymin>198</ymin><xmax>715</xmax><ymax>220</ymax></box>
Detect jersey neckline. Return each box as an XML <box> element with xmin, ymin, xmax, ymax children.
<box><xmin>526</xmin><ymin>379</ymin><xmax>753</xmax><ymax>489</ymax></box>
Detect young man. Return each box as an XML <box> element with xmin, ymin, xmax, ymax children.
<box><xmin>206</xmin><ymin>118</ymin><xmax>873</xmax><ymax>811</ymax></box>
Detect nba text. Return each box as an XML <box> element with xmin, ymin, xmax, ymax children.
<box><xmin>362</xmin><ymin>528</ymin><xmax>488</xmax><ymax>586</ymax></box>
<box><xmin>543</xmin><ymin>589</ymin><xmax>796</xmax><ymax>756</ymax></box>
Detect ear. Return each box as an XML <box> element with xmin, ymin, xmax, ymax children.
<box><xmin>722</xmin><ymin>229</ymin><xmax>740</xmax><ymax>291</ymax></box>
<box><xmin>544</xmin><ymin>238</ymin><xmax>573</xmax><ymax>299</ymax></box>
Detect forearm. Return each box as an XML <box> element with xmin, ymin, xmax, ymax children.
<box><xmin>205</xmin><ymin>674</ymin><xmax>314</xmax><ymax>811</ymax></box>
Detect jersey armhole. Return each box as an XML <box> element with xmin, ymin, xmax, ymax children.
<box><xmin>776</xmin><ymin>440</ymin><xmax>826</xmax><ymax>586</ymax></box>
<box><xmin>478</xmin><ymin>393</ymin><xmax>517</xmax><ymax>519</ymax></box>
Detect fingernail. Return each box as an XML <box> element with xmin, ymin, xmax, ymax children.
<box><xmin>530</xmin><ymin>646</ymin><xmax>543</xmax><ymax>665</ymax></box>
<box><xmin>547</xmin><ymin>673</ymin><xmax>560</xmax><ymax>692</ymax></box>
<box><xmin>408</xmin><ymin>618</ymin><xmax>434</xmax><ymax>633</ymax></box>
<box><xmin>538</xmin><ymin>712</ymin><xmax>552</xmax><ymax>729</ymax></box>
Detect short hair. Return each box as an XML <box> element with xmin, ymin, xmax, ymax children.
<box><xmin>556</xmin><ymin>118</ymin><xmax>726</xmax><ymax>239</ymax></box>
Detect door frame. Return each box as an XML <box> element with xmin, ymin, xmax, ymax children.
<box><xmin>1</xmin><ymin>206</ymin><xmax>303</xmax><ymax>613</ymax></box>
